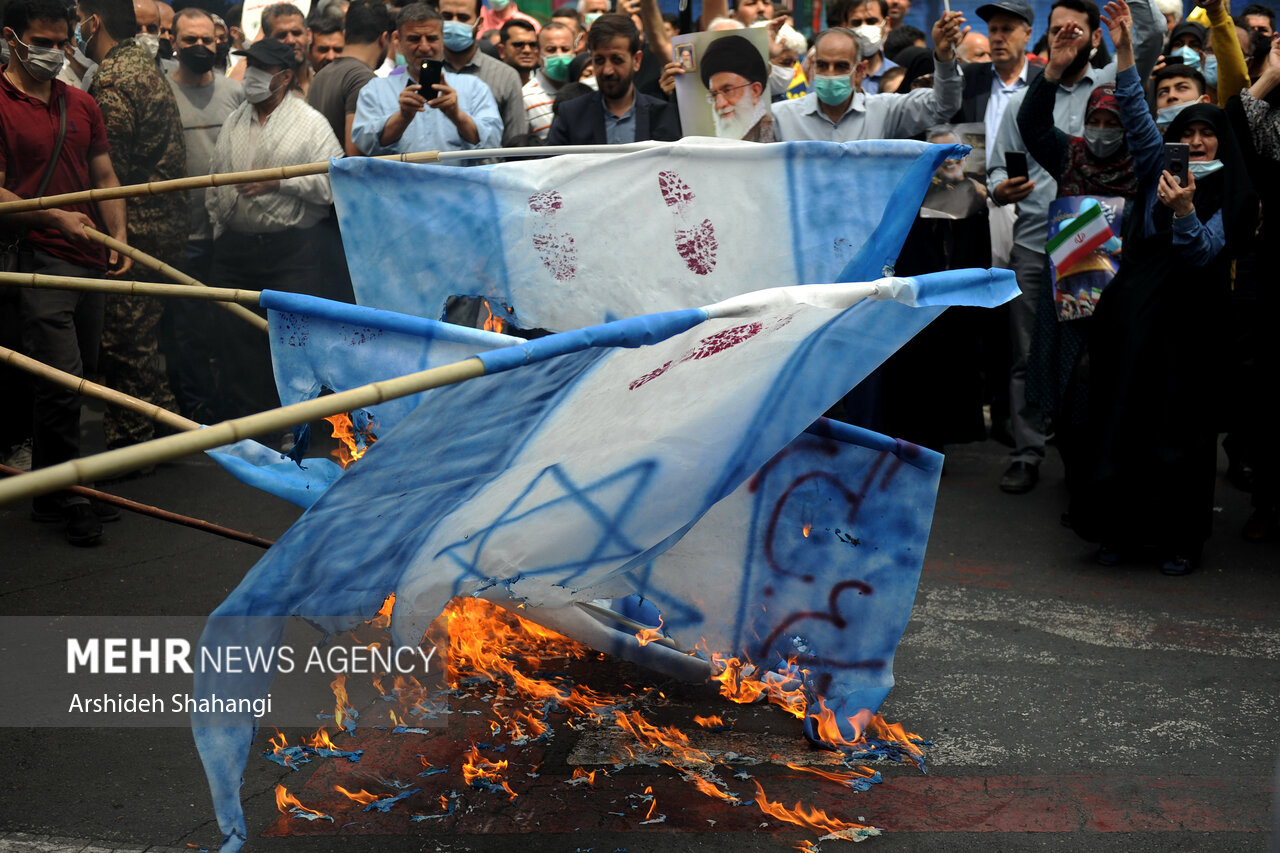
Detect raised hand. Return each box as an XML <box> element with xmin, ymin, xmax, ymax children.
<box><xmin>1046</xmin><ymin>20</ymin><xmax>1085</xmax><ymax>81</ymax></box>
<box><xmin>1101</xmin><ymin>0</ymin><xmax>1133</xmax><ymax>55</ymax></box>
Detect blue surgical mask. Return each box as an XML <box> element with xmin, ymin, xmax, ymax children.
<box><xmin>490</xmin><ymin>0</ymin><xmax>511</xmax><ymax>9</ymax></box>
<box><xmin>1156</xmin><ymin>99</ymin><xmax>1196</xmax><ymax>130</ymax></box>
<box><xmin>1202</xmin><ymin>53</ymin><xmax>1218</xmax><ymax>87</ymax></box>
<box><xmin>442</xmin><ymin>19</ymin><xmax>475</xmax><ymax>51</ymax></box>
<box><xmin>1172</xmin><ymin>45</ymin><xmax>1200</xmax><ymax>70</ymax></box>
<box><xmin>1188</xmin><ymin>159</ymin><xmax>1224</xmax><ymax>177</ymax></box>
<box><xmin>813</xmin><ymin>73</ymin><xmax>853</xmax><ymax>106</ymax></box>
<box><xmin>584</xmin><ymin>12</ymin><xmax>603</xmax><ymax>27</ymax></box>
<box><xmin>74</xmin><ymin>16</ymin><xmax>95</xmax><ymax>56</ymax></box>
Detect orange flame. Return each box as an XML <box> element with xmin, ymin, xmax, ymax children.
<box><xmin>802</xmin><ymin>522</ymin><xmax>812</xmax><ymax>538</ymax></box>
<box><xmin>274</xmin><ymin>783</ymin><xmax>326</xmax><ymax>818</ymax></box>
<box><xmin>752</xmin><ymin>780</ymin><xmax>870</xmax><ymax>835</ymax></box>
<box><xmin>634</xmin><ymin>613</ymin><xmax>664</xmax><ymax>647</ymax></box>
<box><xmin>368</xmin><ymin>593</ymin><xmax>395</xmax><ymax>629</ymax></box>
<box><xmin>302</xmin><ymin>728</ymin><xmax>337</xmax><ymax>750</ymax></box>
<box><xmin>335</xmin><ymin>785</ymin><xmax>380</xmax><ymax>805</ymax></box>
<box><xmin>685</xmin><ymin>773</ymin><xmax>740</xmax><ymax>804</ymax></box>
<box><xmin>644</xmin><ymin>785</ymin><xmax>657</xmax><ymax>820</ymax></box>
<box><xmin>784</xmin><ymin>762</ymin><xmax>879</xmax><ymax>788</ymax></box>
<box><xmin>693</xmin><ymin>714</ymin><xmax>725</xmax><ymax>728</ymax></box>
<box><xmin>570</xmin><ymin>767</ymin><xmax>597</xmax><ymax>785</ymax></box>
<box><xmin>710</xmin><ymin>654</ymin><xmax>807</xmax><ymax>719</ymax></box>
<box><xmin>462</xmin><ymin>744</ymin><xmax>517</xmax><ymax>800</ymax></box>
<box><xmin>324</xmin><ymin>411</ymin><xmax>377</xmax><ymax>468</ymax></box>
<box><xmin>481</xmin><ymin>299</ymin><xmax>507</xmax><ymax>334</ymax></box>
<box><xmin>331</xmin><ymin>674</ymin><xmax>349</xmax><ymax>730</ymax></box>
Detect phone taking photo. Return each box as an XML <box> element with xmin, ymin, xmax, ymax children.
<box><xmin>1006</xmin><ymin>151</ymin><xmax>1029</xmax><ymax>181</ymax></box>
<box><xmin>1163</xmin><ymin>142</ymin><xmax>1190</xmax><ymax>187</ymax></box>
<box><xmin>417</xmin><ymin>59</ymin><xmax>444</xmax><ymax>104</ymax></box>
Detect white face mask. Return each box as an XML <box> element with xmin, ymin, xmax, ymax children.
<box><xmin>242</xmin><ymin>65</ymin><xmax>284</xmax><ymax>103</ymax></box>
<box><xmin>769</xmin><ymin>61</ymin><xmax>794</xmax><ymax>95</ymax></box>
<box><xmin>135</xmin><ymin>32</ymin><xmax>160</xmax><ymax>58</ymax></box>
<box><xmin>11</xmin><ymin>33</ymin><xmax>66</xmax><ymax>81</ymax></box>
<box><xmin>852</xmin><ymin>22</ymin><xmax>884</xmax><ymax>56</ymax></box>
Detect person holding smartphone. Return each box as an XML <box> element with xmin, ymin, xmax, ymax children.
<box><xmin>351</xmin><ymin>3</ymin><xmax>502</xmax><ymax>156</ymax></box>
<box><xmin>1068</xmin><ymin>0</ymin><xmax>1258</xmax><ymax>576</ymax></box>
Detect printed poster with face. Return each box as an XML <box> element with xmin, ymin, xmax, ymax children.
<box><xmin>919</xmin><ymin>122</ymin><xmax>988</xmax><ymax>220</ymax></box>
<box><xmin>1047</xmin><ymin>195</ymin><xmax>1125</xmax><ymax>322</ymax></box>
<box><xmin>671</xmin><ymin>28</ymin><xmax>775</xmax><ymax>142</ymax></box>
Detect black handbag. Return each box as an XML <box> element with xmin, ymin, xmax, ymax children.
<box><xmin>2</xmin><ymin>94</ymin><xmax>68</xmax><ymax>272</ymax></box>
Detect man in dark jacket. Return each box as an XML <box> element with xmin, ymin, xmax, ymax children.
<box><xmin>547</xmin><ymin>13</ymin><xmax>679</xmax><ymax>144</ymax></box>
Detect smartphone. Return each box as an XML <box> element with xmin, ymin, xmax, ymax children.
<box><xmin>1163</xmin><ymin>142</ymin><xmax>1190</xmax><ymax>186</ymax></box>
<box><xmin>417</xmin><ymin>59</ymin><xmax>444</xmax><ymax>103</ymax></box>
<box><xmin>1006</xmin><ymin>151</ymin><xmax>1028</xmax><ymax>181</ymax></box>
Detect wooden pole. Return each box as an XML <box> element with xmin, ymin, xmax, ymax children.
<box><xmin>0</xmin><ymin>143</ymin><xmax>659</xmax><ymax>214</ymax></box>
<box><xmin>0</xmin><ymin>355</ymin><xmax>488</xmax><ymax>505</ymax></box>
<box><xmin>0</xmin><ymin>345</ymin><xmax>200</xmax><ymax>434</ymax></box>
<box><xmin>81</xmin><ymin>227</ymin><xmax>268</xmax><ymax>332</ymax></box>
<box><xmin>0</xmin><ymin>464</ymin><xmax>274</xmax><ymax>549</ymax></box>
<box><xmin>0</xmin><ymin>271</ymin><xmax>261</xmax><ymax>305</ymax></box>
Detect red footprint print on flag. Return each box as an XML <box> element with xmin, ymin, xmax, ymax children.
<box><xmin>528</xmin><ymin>191</ymin><xmax>577</xmax><ymax>281</ymax></box>
<box><xmin>657</xmin><ymin>170</ymin><xmax>718</xmax><ymax>275</ymax></box>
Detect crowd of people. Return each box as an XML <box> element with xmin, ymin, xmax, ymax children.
<box><xmin>0</xmin><ymin>0</ymin><xmax>1275</xmax><ymax>572</ymax></box>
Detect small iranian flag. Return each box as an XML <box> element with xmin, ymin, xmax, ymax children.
<box><xmin>1046</xmin><ymin>203</ymin><xmax>1114</xmax><ymax>274</ymax></box>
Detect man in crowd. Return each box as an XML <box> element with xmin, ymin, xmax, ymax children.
<box><xmin>499</xmin><ymin>17</ymin><xmax>538</xmax><ymax>84</ymax></box>
<box><xmin>206</xmin><ymin>38</ymin><xmax>342</xmax><ymax>421</ymax></box>
<box><xmin>1</xmin><ymin>0</ymin><xmax>130</xmax><ymax>543</ymax></box>
<box><xmin>842</xmin><ymin>0</ymin><xmax>896</xmax><ymax>93</ymax></box>
<box><xmin>986</xmin><ymin>0</ymin><xmax>1163</xmax><ymax>495</ymax></box>
<box><xmin>522</xmin><ymin>19</ymin><xmax>578</xmax><ymax>139</ymax></box>
<box><xmin>886</xmin><ymin>0</ymin><xmax>910</xmax><ymax>29</ymax></box>
<box><xmin>157</xmin><ymin>0</ymin><xmax>173</xmax><ymax>47</ymax></box>
<box><xmin>438</xmin><ymin>0</ymin><xmax>527</xmax><ymax>144</ymax></box>
<box><xmin>165</xmin><ymin>6</ymin><xmax>244</xmax><ymax>424</ymax></box>
<box><xmin>309</xmin><ymin>0</ymin><xmax>391</xmax><ymax>154</ymax></box>
<box><xmin>730</xmin><ymin>0</ymin><xmax>771</xmax><ymax>26</ymax></box>
<box><xmin>352</xmin><ymin>3</ymin><xmax>501</xmax><ymax>155</ymax></box>
<box><xmin>548</xmin><ymin>13</ymin><xmax>680</xmax><ymax>143</ymax></box>
<box><xmin>550</xmin><ymin>4</ymin><xmax>583</xmax><ymax>49</ymax></box>
<box><xmin>307</xmin><ymin>10</ymin><xmax>344</xmax><ymax>75</ymax></box>
<box><xmin>958</xmin><ymin>30</ymin><xmax>992</xmax><ymax>61</ymax></box>
<box><xmin>2</xmin><ymin>0</ymin><xmax>132</xmax><ymax>540</ymax></box>
<box><xmin>580</xmin><ymin>0</ymin><xmax>610</xmax><ymax>30</ymax></box>
<box><xmin>132</xmin><ymin>0</ymin><xmax>160</xmax><ymax>58</ymax></box>
<box><xmin>480</xmin><ymin>0</ymin><xmax>540</xmax><ymax>38</ymax></box>
<box><xmin>79</xmin><ymin>0</ymin><xmax>186</xmax><ymax>452</ymax></box>
<box><xmin>1153</xmin><ymin>62</ymin><xmax>1210</xmax><ymax>125</ymax></box>
<box><xmin>772</xmin><ymin>13</ymin><xmax>964</xmax><ymax>141</ymax></box>
<box><xmin>1241</xmin><ymin>2</ymin><xmax>1275</xmax><ymax>36</ymax></box>
<box><xmin>700</xmin><ymin>33</ymin><xmax>773</xmax><ymax>140</ymax></box>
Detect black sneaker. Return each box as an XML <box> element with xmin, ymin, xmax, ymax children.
<box><xmin>999</xmin><ymin>461</ymin><xmax>1038</xmax><ymax>494</ymax></box>
<box><xmin>63</xmin><ymin>502</ymin><xmax>103</xmax><ymax>546</ymax></box>
<box><xmin>92</xmin><ymin>499</ymin><xmax>122</xmax><ymax>523</ymax></box>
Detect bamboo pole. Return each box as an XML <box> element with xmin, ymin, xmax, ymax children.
<box><xmin>0</xmin><ymin>143</ymin><xmax>659</xmax><ymax>214</ymax></box>
<box><xmin>0</xmin><ymin>345</ymin><xmax>200</xmax><ymax>434</ymax></box>
<box><xmin>0</xmin><ymin>464</ymin><xmax>274</xmax><ymax>548</ymax></box>
<box><xmin>81</xmin><ymin>227</ymin><xmax>268</xmax><ymax>332</ymax></box>
<box><xmin>0</xmin><ymin>271</ymin><xmax>261</xmax><ymax>305</ymax></box>
<box><xmin>0</xmin><ymin>355</ymin><xmax>488</xmax><ymax>505</ymax></box>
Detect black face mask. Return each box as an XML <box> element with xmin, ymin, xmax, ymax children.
<box><xmin>214</xmin><ymin>40</ymin><xmax>230</xmax><ymax>68</ymax></box>
<box><xmin>157</xmin><ymin>36</ymin><xmax>172</xmax><ymax>60</ymax></box>
<box><xmin>179</xmin><ymin>43</ymin><xmax>216</xmax><ymax>74</ymax></box>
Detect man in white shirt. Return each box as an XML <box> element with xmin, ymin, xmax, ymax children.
<box><xmin>772</xmin><ymin>11</ymin><xmax>964</xmax><ymax>142</ymax></box>
<box><xmin>206</xmin><ymin>37</ymin><xmax>342</xmax><ymax>419</ymax></box>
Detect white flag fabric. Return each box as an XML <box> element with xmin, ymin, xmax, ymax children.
<box><xmin>330</xmin><ymin>138</ymin><xmax>967</xmax><ymax>331</ymax></box>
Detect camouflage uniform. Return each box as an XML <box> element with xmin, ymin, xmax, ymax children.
<box><xmin>90</xmin><ymin>38</ymin><xmax>188</xmax><ymax>448</ymax></box>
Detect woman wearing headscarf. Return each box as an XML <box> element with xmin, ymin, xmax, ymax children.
<box><xmin>1070</xmin><ymin>0</ymin><xmax>1258</xmax><ymax>575</ymax></box>
<box><xmin>1017</xmin><ymin>60</ymin><xmax>1141</xmax><ymax>502</ymax></box>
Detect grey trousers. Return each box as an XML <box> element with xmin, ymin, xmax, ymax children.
<box><xmin>1008</xmin><ymin>243</ymin><xmax>1047</xmax><ymax>466</ymax></box>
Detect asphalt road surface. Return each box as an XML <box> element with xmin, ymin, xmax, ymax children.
<box><xmin>2</xmin><ymin>407</ymin><xmax>1277</xmax><ymax>853</ymax></box>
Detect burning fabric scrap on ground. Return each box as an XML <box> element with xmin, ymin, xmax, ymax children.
<box><xmin>186</xmin><ymin>139</ymin><xmax>1017</xmax><ymax>850</ymax></box>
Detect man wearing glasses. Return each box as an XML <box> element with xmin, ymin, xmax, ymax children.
<box><xmin>699</xmin><ymin>34</ymin><xmax>773</xmax><ymax>141</ymax></box>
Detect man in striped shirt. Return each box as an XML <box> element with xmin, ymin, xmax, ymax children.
<box><xmin>522</xmin><ymin>20</ymin><xmax>579</xmax><ymax>140</ymax></box>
